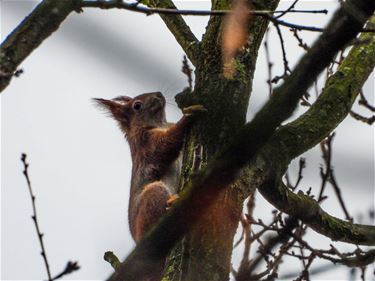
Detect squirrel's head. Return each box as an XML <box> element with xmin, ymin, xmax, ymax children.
<box><xmin>94</xmin><ymin>92</ymin><xmax>166</xmax><ymax>136</ymax></box>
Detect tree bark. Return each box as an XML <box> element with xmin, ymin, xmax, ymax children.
<box><xmin>107</xmin><ymin>1</ymin><xmax>375</xmax><ymax>280</ymax></box>
<box><xmin>5</xmin><ymin>0</ymin><xmax>374</xmax><ymax>280</ymax></box>
<box><xmin>163</xmin><ymin>1</ymin><xmax>279</xmax><ymax>280</ymax></box>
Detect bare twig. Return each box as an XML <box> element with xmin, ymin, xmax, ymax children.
<box><xmin>284</xmin><ymin>172</ymin><xmax>293</xmax><ymax>190</ymax></box>
<box><xmin>21</xmin><ymin>153</ymin><xmax>52</xmax><ymax>281</ymax></box>
<box><xmin>21</xmin><ymin>154</ymin><xmax>79</xmax><ymax>280</ymax></box>
<box><xmin>318</xmin><ymin>134</ymin><xmax>353</xmax><ymax>221</ymax></box>
<box><xmin>80</xmin><ymin>1</ymin><xmax>326</xmax><ymax>16</ymax></box>
<box><xmin>80</xmin><ymin>0</ymin><xmax>327</xmax><ymax>32</ymax></box>
<box><xmin>241</xmin><ymin>216</ymin><xmax>299</xmax><ymax>278</ymax></box>
<box><xmin>295</xmin><ymin>253</ymin><xmax>316</xmax><ymax>281</ymax></box>
<box><xmin>263</xmin><ymin>28</ymin><xmax>273</xmax><ymax>97</ymax></box>
<box><xmin>283</xmin><ymin>158</ymin><xmax>305</xmax><ymax>191</ymax></box>
<box><xmin>329</xmin><ymin>172</ymin><xmax>353</xmax><ymax>221</ymax></box>
<box><xmin>272</xmin><ymin>23</ymin><xmax>291</xmax><ymax>83</ymax></box>
<box><xmin>318</xmin><ymin>134</ymin><xmax>334</xmax><ymax>202</ymax></box>
<box><xmin>280</xmin><ymin>262</ymin><xmax>336</xmax><ymax>279</ymax></box>
<box><xmin>294</xmin><ymin>158</ymin><xmax>306</xmax><ymax>191</ymax></box>
<box><xmin>276</xmin><ymin>23</ymin><xmax>291</xmax><ymax>75</ymax></box>
<box><xmin>51</xmin><ymin>261</ymin><xmax>80</xmax><ymax>281</ymax></box>
<box><xmin>275</xmin><ymin>0</ymin><xmax>299</xmax><ymax>19</ymax></box>
<box><xmin>358</xmin><ymin>90</ymin><xmax>375</xmax><ymax>112</ymax></box>
<box><xmin>291</xmin><ymin>28</ymin><xmax>310</xmax><ymax>50</ymax></box>
<box><xmin>350</xmin><ymin>110</ymin><xmax>375</xmax><ymax>125</ymax></box>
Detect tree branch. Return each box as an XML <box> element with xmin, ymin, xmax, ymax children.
<box><xmin>106</xmin><ymin>2</ymin><xmax>375</xmax><ymax>280</ymax></box>
<box><xmin>21</xmin><ymin>154</ymin><xmax>80</xmax><ymax>280</ymax></box>
<box><xmin>80</xmin><ymin>1</ymin><xmax>327</xmax><ymax>17</ymax></box>
<box><xmin>253</xmin><ymin>15</ymin><xmax>375</xmax><ymax>245</ymax></box>
<box><xmin>271</xmin><ymin>14</ymin><xmax>375</xmax><ymax>164</ymax></box>
<box><xmin>0</xmin><ymin>0</ymin><xmax>79</xmax><ymax>93</ymax></box>
<box><xmin>260</xmin><ymin>178</ymin><xmax>375</xmax><ymax>245</ymax></box>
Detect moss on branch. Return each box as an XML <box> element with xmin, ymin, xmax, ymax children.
<box><xmin>254</xmin><ymin>16</ymin><xmax>375</xmax><ymax>246</ymax></box>
<box><xmin>273</xmin><ymin>15</ymin><xmax>375</xmax><ymax>162</ymax></box>
<box><xmin>260</xmin><ymin>178</ymin><xmax>375</xmax><ymax>245</ymax></box>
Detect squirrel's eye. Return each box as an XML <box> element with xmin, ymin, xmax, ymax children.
<box><xmin>133</xmin><ymin>101</ymin><xmax>143</xmax><ymax>111</ymax></box>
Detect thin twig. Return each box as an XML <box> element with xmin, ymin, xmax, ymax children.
<box><xmin>294</xmin><ymin>158</ymin><xmax>306</xmax><ymax>190</ymax></box>
<box><xmin>21</xmin><ymin>154</ymin><xmax>80</xmax><ymax>280</ymax></box>
<box><xmin>275</xmin><ymin>0</ymin><xmax>299</xmax><ymax>19</ymax></box>
<box><xmin>21</xmin><ymin>153</ymin><xmax>52</xmax><ymax>281</ymax></box>
<box><xmin>295</xmin><ymin>253</ymin><xmax>316</xmax><ymax>281</ymax></box>
<box><xmin>51</xmin><ymin>261</ymin><xmax>80</xmax><ymax>281</ymax></box>
<box><xmin>358</xmin><ymin>90</ymin><xmax>375</xmax><ymax>112</ymax></box>
<box><xmin>291</xmin><ymin>28</ymin><xmax>310</xmax><ymax>50</ymax></box>
<box><xmin>263</xmin><ymin>28</ymin><xmax>273</xmax><ymax>97</ymax></box>
<box><xmin>80</xmin><ymin>0</ymin><xmax>327</xmax><ymax>32</ymax></box>
<box><xmin>273</xmin><ymin>23</ymin><xmax>291</xmax><ymax>81</ymax></box>
<box><xmin>318</xmin><ymin>134</ymin><xmax>334</xmax><ymax>202</ymax></box>
<box><xmin>350</xmin><ymin>110</ymin><xmax>375</xmax><ymax>124</ymax></box>
<box><xmin>329</xmin><ymin>172</ymin><xmax>353</xmax><ymax>221</ymax></box>
<box><xmin>244</xmin><ymin>217</ymin><xmax>299</xmax><ymax>277</ymax></box>
<box><xmin>284</xmin><ymin>172</ymin><xmax>293</xmax><ymax>190</ymax></box>
<box><xmin>280</xmin><ymin>262</ymin><xmax>336</xmax><ymax>279</ymax></box>
<box><xmin>319</xmin><ymin>134</ymin><xmax>353</xmax><ymax>220</ymax></box>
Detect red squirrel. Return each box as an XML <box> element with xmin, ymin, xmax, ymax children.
<box><xmin>94</xmin><ymin>92</ymin><xmax>204</xmax><ymax>242</ymax></box>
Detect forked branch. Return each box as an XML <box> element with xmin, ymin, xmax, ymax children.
<box><xmin>107</xmin><ymin>2</ymin><xmax>375</xmax><ymax>281</ymax></box>
<box><xmin>255</xmin><ymin>15</ymin><xmax>375</xmax><ymax>245</ymax></box>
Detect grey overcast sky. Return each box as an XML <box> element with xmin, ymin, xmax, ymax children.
<box><xmin>1</xmin><ymin>1</ymin><xmax>374</xmax><ymax>280</ymax></box>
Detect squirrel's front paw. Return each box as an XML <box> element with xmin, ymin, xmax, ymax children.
<box><xmin>183</xmin><ymin>104</ymin><xmax>207</xmax><ymax>116</ymax></box>
<box><xmin>166</xmin><ymin>194</ymin><xmax>179</xmax><ymax>210</ymax></box>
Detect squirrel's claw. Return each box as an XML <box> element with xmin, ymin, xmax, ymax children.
<box><xmin>183</xmin><ymin>104</ymin><xmax>207</xmax><ymax>116</ymax></box>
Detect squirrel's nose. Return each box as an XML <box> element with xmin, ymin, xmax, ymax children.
<box><xmin>155</xmin><ymin>92</ymin><xmax>163</xmax><ymax>99</ymax></box>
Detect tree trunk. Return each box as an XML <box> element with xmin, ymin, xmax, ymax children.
<box><xmin>163</xmin><ymin>2</ymin><xmax>279</xmax><ymax>279</ymax></box>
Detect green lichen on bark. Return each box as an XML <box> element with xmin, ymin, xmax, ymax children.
<box><xmin>271</xmin><ymin>15</ymin><xmax>375</xmax><ymax>163</ymax></box>
<box><xmin>3</xmin><ymin>0</ymin><xmax>375</xmax><ymax>280</ymax></box>
<box><xmin>252</xmin><ymin>16</ymin><xmax>375</xmax><ymax>246</ymax></box>
<box><xmin>164</xmin><ymin>1</ymin><xmax>281</xmax><ymax>280</ymax></box>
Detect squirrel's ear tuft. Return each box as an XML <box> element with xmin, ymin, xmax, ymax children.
<box><xmin>93</xmin><ymin>97</ymin><xmax>131</xmax><ymax>130</ymax></box>
<box><xmin>92</xmin><ymin>98</ymin><xmax>113</xmax><ymax>110</ymax></box>
<box><xmin>92</xmin><ymin>97</ymin><xmax>126</xmax><ymax>112</ymax></box>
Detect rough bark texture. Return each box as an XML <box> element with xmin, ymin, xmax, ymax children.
<box><xmin>2</xmin><ymin>0</ymin><xmax>375</xmax><ymax>280</ymax></box>
<box><xmin>254</xmin><ymin>15</ymin><xmax>375</xmax><ymax>245</ymax></box>
<box><xmin>106</xmin><ymin>1</ymin><xmax>374</xmax><ymax>280</ymax></box>
<box><xmin>163</xmin><ymin>1</ymin><xmax>279</xmax><ymax>280</ymax></box>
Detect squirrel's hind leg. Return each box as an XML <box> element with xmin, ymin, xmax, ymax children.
<box><xmin>134</xmin><ymin>181</ymin><xmax>171</xmax><ymax>242</ymax></box>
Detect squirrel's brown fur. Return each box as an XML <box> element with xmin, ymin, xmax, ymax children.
<box><xmin>94</xmin><ymin>92</ymin><xmax>201</xmax><ymax>242</ymax></box>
